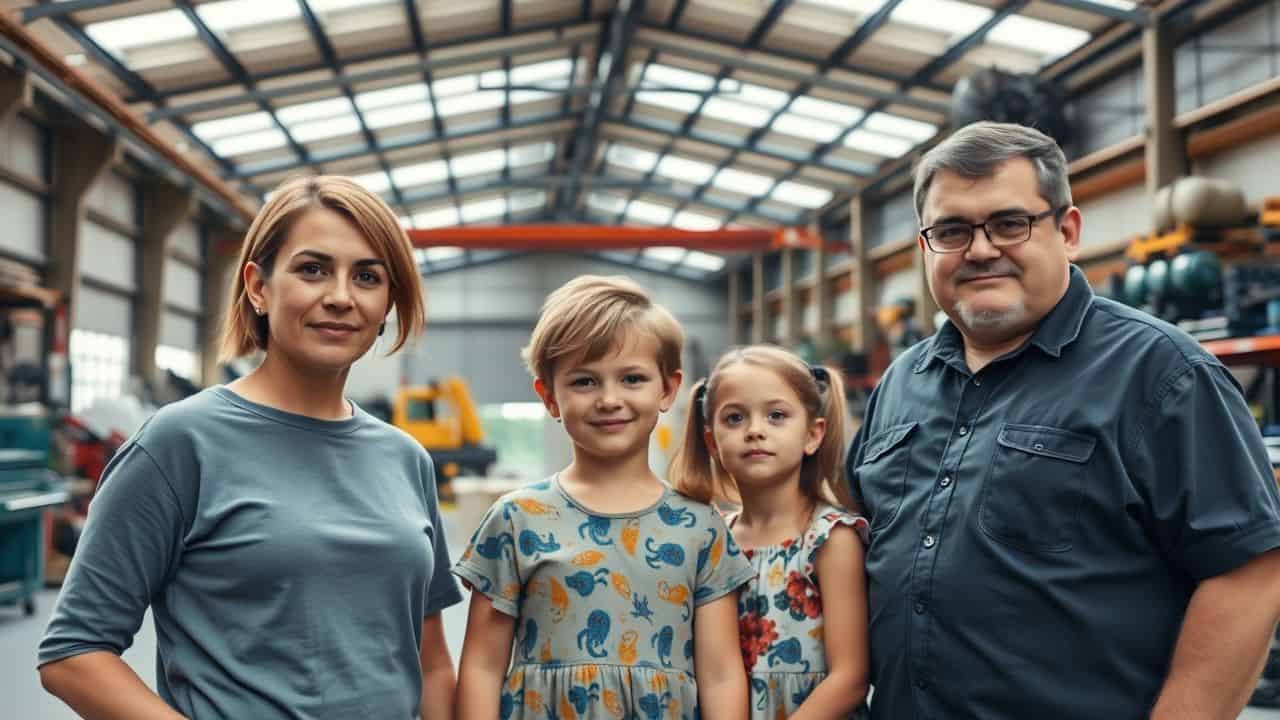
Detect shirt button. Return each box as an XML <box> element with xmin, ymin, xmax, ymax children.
<box><xmin>973</xmin><ymin>377</ymin><xmax>982</xmax><ymax>386</ymax></box>
<box><xmin>914</xmin><ymin>600</ymin><xmax>926</xmax><ymax>614</ymax></box>
<box><xmin>958</xmin><ymin>425</ymin><xmax>969</xmax><ymax>436</ymax></box>
<box><xmin>923</xmin><ymin>534</ymin><xmax>937</xmax><ymax>549</ymax></box>
<box><xmin>940</xmin><ymin>475</ymin><xmax>953</xmax><ymax>488</ymax></box>
<box><xmin>916</xmin><ymin>677</ymin><xmax>928</xmax><ymax>690</ymax></box>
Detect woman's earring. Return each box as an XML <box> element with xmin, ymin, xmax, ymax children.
<box><xmin>253</xmin><ymin>305</ymin><xmax>263</xmax><ymax>316</ymax></box>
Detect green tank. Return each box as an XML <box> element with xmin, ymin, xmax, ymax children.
<box><xmin>1145</xmin><ymin>259</ymin><xmax>1170</xmax><ymax>305</ymax></box>
<box><xmin>1122</xmin><ymin>264</ymin><xmax>1147</xmax><ymax>307</ymax></box>
<box><xmin>1169</xmin><ymin>251</ymin><xmax>1222</xmax><ymax>301</ymax></box>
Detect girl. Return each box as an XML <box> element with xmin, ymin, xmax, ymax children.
<box><xmin>38</xmin><ymin>176</ymin><xmax>461</xmax><ymax>719</ymax></box>
<box><xmin>671</xmin><ymin>345</ymin><xmax>870</xmax><ymax>719</ymax></box>
<box><xmin>453</xmin><ymin>275</ymin><xmax>754</xmax><ymax>719</ymax></box>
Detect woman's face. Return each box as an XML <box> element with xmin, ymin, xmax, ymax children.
<box><xmin>246</xmin><ymin>206</ymin><xmax>392</xmax><ymax>374</ymax></box>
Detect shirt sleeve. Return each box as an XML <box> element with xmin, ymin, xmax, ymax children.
<box><xmin>420</xmin><ymin>455</ymin><xmax>463</xmax><ymax>616</ymax></box>
<box><xmin>1133</xmin><ymin>360</ymin><xmax>1280</xmax><ymax>581</ymax></box>
<box><xmin>37</xmin><ymin>442</ymin><xmax>185</xmax><ymax>667</ymax></box>
<box><xmin>692</xmin><ymin>509</ymin><xmax>754</xmax><ymax>607</ymax></box>
<box><xmin>450</xmin><ymin>498</ymin><xmax>522</xmax><ymax>617</ymax></box>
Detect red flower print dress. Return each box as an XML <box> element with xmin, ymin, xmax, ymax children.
<box><xmin>730</xmin><ymin>504</ymin><xmax>869</xmax><ymax>719</ymax></box>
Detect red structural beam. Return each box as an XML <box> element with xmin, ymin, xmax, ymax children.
<box><xmin>405</xmin><ymin>225</ymin><xmax>825</xmax><ymax>251</ymax></box>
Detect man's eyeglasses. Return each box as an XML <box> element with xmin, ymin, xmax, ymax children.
<box><xmin>920</xmin><ymin>206</ymin><xmax>1065</xmax><ymax>254</ymax></box>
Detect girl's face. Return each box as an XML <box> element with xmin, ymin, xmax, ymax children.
<box><xmin>705</xmin><ymin>364</ymin><xmax>824</xmax><ymax>493</ymax></box>
<box><xmin>245</xmin><ymin>207</ymin><xmax>392</xmax><ymax>374</ymax></box>
<box><xmin>537</xmin><ymin>331</ymin><xmax>681</xmax><ymax>466</ymax></box>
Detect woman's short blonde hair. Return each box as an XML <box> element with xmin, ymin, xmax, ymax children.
<box><xmin>219</xmin><ymin>175</ymin><xmax>425</xmax><ymax>360</ymax></box>
<box><xmin>522</xmin><ymin>275</ymin><xmax>683</xmax><ymax>384</ymax></box>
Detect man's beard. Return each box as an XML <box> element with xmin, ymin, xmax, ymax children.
<box><xmin>954</xmin><ymin>298</ymin><xmax>1029</xmax><ymax>334</ymax></box>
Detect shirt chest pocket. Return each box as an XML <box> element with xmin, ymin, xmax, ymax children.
<box><xmin>855</xmin><ymin>421</ymin><xmax>918</xmax><ymax>531</ymax></box>
<box><xmin>980</xmin><ymin>424</ymin><xmax>1096</xmax><ymax>553</ymax></box>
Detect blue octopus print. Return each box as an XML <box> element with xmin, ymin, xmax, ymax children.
<box><xmin>657</xmin><ymin>502</ymin><xmax>697</xmax><ymax>527</ymax></box>
<box><xmin>476</xmin><ymin>532</ymin><xmax>514</xmax><ymax>560</ymax></box>
<box><xmin>750</xmin><ymin>677</ymin><xmax>769</xmax><ymax>710</ymax></box>
<box><xmin>576</xmin><ymin>609</ymin><xmax>611</xmax><ymax>659</ymax></box>
<box><xmin>767</xmin><ymin>637</ymin><xmax>811</xmax><ymax>672</ymax></box>
<box><xmin>565</xmin><ymin>569</ymin><xmax>609</xmax><ymax>597</ymax></box>
<box><xmin>518</xmin><ymin>529</ymin><xmax>560</xmax><ymax>559</ymax></box>
<box><xmin>518</xmin><ymin>619</ymin><xmax>539</xmax><ymax>663</ymax></box>
<box><xmin>631</xmin><ymin>593</ymin><xmax>654</xmax><ymax>624</ymax></box>
<box><xmin>638</xmin><ymin>691</ymin><xmax>672</xmax><ymax>720</ymax></box>
<box><xmin>696</xmin><ymin>528</ymin><xmax>717</xmax><ymax>575</ymax></box>
<box><xmin>651</xmin><ymin>626</ymin><xmax>674</xmax><ymax>668</ymax></box>
<box><xmin>645</xmin><ymin>537</ymin><xmax>685</xmax><ymax>569</ymax></box>
<box><xmin>499</xmin><ymin>689</ymin><xmax>523</xmax><ymax>720</ymax></box>
<box><xmin>568</xmin><ymin>682</ymin><xmax>601</xmax><ymax>713</ymax></box>
<box><xmin>577</xmin><ymin>516</ymin><xmax>613</xmax><ymax>545</ymax></box>
<box><xmin>792</xmin><ymin>677</ymin><xmax>818</xmax><ymax>706</ymax></box>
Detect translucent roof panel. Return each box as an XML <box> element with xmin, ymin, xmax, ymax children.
<box><xmin>737</xmin><ymin>83</ymin><xmax>793</xmax><ymax>111</ymax></box>
<box><xmin>392</xmin><ymin>160</ymin><xmax>450</xmax><ymax>187</ymax></box>
<box><xmin>460</xmin><ymin>197</ymin><xmax>507</xmax><ymax>223</ymax></box>
<box><xmin>213</xmin><ymin>128</ymin><xmax>288</xmax><ymax>156</ymax></box>
<box><xmin>587</xmin><ymin>193</ymin><xmax>627</xmax><ymax>214</ymax></box>
<box><xmin>802</xmin><ymin>0</ymin><xmax>886</xmax><ymax>13</ymax></box>
<box><xmin>844</xmin><ymin>129</ymin><xmax>916</xmax><ymax>157</ymax></box>
<box><xmin>606</xmin><ymin>144</ymin><xmax>660</xmax><ymax>173</ymax></box>
<box><xmin>713</xmin><ymin>168</ymin><xmax>776</xmax><ymax>196</ymax></box>
<box><xmin>509</xmin><ymin>191</ymin><xmax>548</xmax><ymax>213</ymax></box>
<box><xmin>772</xmin><ymin>181</ymin><xmax>834</xmax><ymax>208</ymax></box>
<box><xmin>510</xmin><ymin>58</ymin><xmax>574</xmax><ymax>88</ymax></box>
<box><xmin>198</xmin><ymin>0</ymin><xmax>300</xmax><ymax>34</ymax></box>
<box><xmin>987</xmin><ymin>15</ymin><xmax>1091</xmax><ymax>61</ymax></box>
<box><xmin>655</xmin><ymin>155</ymin><xmax>718</xmax><ymax>184</ymax></box>
<box><xmin>451</xmin><ymin>149</ymin><xmax>507</xmax><ymax>177</ymax></box>
<box><xmin>772</xmin><ymin>114</ymin><xmax>844</xmax><ymax>143</ymax></box>
<box><xmin>788</xmin><ymin>96</ymin><xmax>865</xmax><ymax>127</ymax></box>
<box><xmin>862</xmin><ymin>112</ymin><xmax>938</xmax><ymax>143</ymax></box>
<box><xmin>356</xmin><ymin>83</ymin><xmax>429</xmax><ymax>111</ymax></box>
<box><xmin>510</xmin><ymin>143</ymin><xmax>555</xmax><ymax>167</ymax></box>
<box><xmin>643</xmin><ymin>247</ymin><xmax>688</xmax><ymax>264</ymax></box>
<box><xmin>672</xmin><ymin>210</ymin><xmax>723</xmax><ymax>230</ymax></box>
<box><xmin>684</xmin><ymin>251</ymin><xmax>727</xmax><ymax>272</ymax></box>
<box><xmin>412</xmin><ymin>205</ymin><xmax>460</xmax><ymax>228</ymax></box>
<box><xmin>276</xmin><ymin>97</ymin><xmax>357</xmax><ymax>125</ymax></box>
<box><xmin>192</xmin><ymin>112</ymin><xmax>275</xmax><ymax>142</ymax></box>
<box><xmin>309</xmin><ymin>0</ymin><xmax>395</xmax><ymax>12</ymax></box>
<box><xmin>364</xmin><ymin>104</ymin><xmax>432</xmax><ymax>129</ymax></box>
<box><xmin>702</xmin><ymin>97</ymin><xmax>775</xmax><ymax>127</ymax></box>
<box><xmin>85</xmin><ymin>10</ymin><xmax>195</xmax><ymax>54</ymax></box>
<box><xmin>350</xmin><ymin>171</ymin><xmax>393</xmax><ymax>195</ymax></box>
<box><xmin>891</xmin><ymin>0</ymin><xmax>994</xmax><ymax>39</ymax></box>
<box><xmin>626</xmin><ymin>200</ymin><xmax>676</xmax><ymax>225</ymax></box>
<box><xmin>291</xmin><ymin>115</ymin><xmax>362</xmax><ymax>143</ymax></box>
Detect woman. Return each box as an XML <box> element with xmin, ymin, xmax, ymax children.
<box><xmin>38</xmin><ymin>175</ymin><xmax>460</xmax><ymax>719</ymax></box>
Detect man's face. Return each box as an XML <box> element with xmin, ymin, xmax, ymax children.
<box><xmin>919</xmin><ymin>158</ymin><xmax>1082</xmax><ymax>344</ymax></box>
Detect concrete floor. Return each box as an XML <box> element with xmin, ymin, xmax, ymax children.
<box><xmin>3</xmin><ymin>504</ymin><xmax>1279</xmax><ymax>719</ymax></box>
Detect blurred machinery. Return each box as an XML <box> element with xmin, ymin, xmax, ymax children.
<box><xmin>392</xmin><ymin>378</ymin><xmax>498</xmax><ymax>504</ymax></box>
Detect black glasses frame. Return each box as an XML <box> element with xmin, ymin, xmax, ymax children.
<box><xmin>920</xmin><ymin>206</ymin><xmax>1064</xmax><ymax>254</ymax></box>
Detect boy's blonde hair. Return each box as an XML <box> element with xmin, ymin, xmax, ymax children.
<box><xmin>522</xmin><ymin>275</ymin><xmax>683</xmax><ymax>383</ymax></box>
<box><xmin>219</xmin><ymin>174</ymin><xmax>425</xmax><ymax>359</ymax></box>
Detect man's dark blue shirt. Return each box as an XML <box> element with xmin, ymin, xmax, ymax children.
<box><xmin>849</xmin><ymin>265</ymin><xmax>1280</xmax><ymax>719</ymax></box>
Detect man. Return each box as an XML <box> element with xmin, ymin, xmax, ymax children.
<box><xmin>847</xmin><ymin>121</ymin><xmax>1280</xmax><ymax>719</ymax></box>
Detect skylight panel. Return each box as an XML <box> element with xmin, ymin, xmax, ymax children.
<box><xmin>1086</xmin><ymin>0</ymin><xmax>1137</xmax><ymax>8</ymax></box>
<box><xmin>349</xmin><ymin>171</ymin><xmax>392</xmax><ymax>194</ymax></box>
<box><xmin>392</xmin><ymin>160</ymin><xmax>449</xmax><ymax>187</ymax></box>
<box><xmin>643</xmin><ymin>64</ymin><xmax>718</xmax><ymax>91</ymax></box>
<box><xmin>309</xmin><ymin>0</ymin><xmax>393</xmax><ymax>12</ymax></box>
<box><xmin>844</xmin><ymin>129</ymin><xmax>915</xmax><ymax>157</ymax></box>
<box><xmin>424</xmin><ymin>247</ymin><xmax>464</xmax><ymax>262</ymax></box>
<box><xmin>587</xmin><ymin>193</ymin><xmax>626</xmax><ymax>214</ymax></box>
<box><xmin>85</xmin><ymin>10</ymin><xmax>195</xmax><ymax>54</ymax></box>
<box><xmin>363</xmin><ymin>104</ymin><xmax>432</xmax><ymax>129</ymax></box>
<box><xmin>606</xmin><ymin>144</ymin><xmax>660</xmax><ymax>172</ymax></box>
<box><xmin>803</xmin><ymin>0</ymin><xmax>887</xmax><ymax>13</ymax></box>
<box><xmin>655</xmin><ymin>155</ymin><xmax>717</xmax><ymax>184</ymax></box>
<box><xmin>772</xmin><ymin>181</ymin><xmax>834</xmax><ymax>208</ymax></box>
<box><xmin>684</xmin><ymin>251</ymin><xmax>726</xmax><ymax>272</ymax></box>
<box><xmin>713</xmin><ymin>168</ymin><xmax>775</xmax><ymax>196</ymax></box>
<box><xmin>412</xmin><ymin>205</ymin><xmax>460</xmax><ymax>228</ymax></box>
<box><xmin>702</xmin><ymin>97</ymin><xmax>774</xmax><ymax>127</ymax></box>
<box><xmin>432</xmin><ymin>74</ymin><xmax>479</xmax><ymax>98</ymax></box>
<box><xmin>198</xmin><ymin>0</ymin><xmax>299</xmax><ymax>33</ymax></box>
<box><xmin>738</xmin><ymin>83</ymin><xmax>793</xmax><ymax>110</ymax></box>
<box><xmin>510</xmin><ymin>58</ymin><xmax>573</xmax><ymax>87</ymax></box>
<box><xmin>986</xmin><ymin>15</ymin><xmax>1091</xmax><ymax>59</ymax></box>
<box><xmin>509</xmin><ymin>191</ymin><xmax>547</xmax><ymax>213</ymax></box>
<box><xmin>773</xmin><ymin>113</ymin><xmax>844</xmax><ymax>142</ymax></box>
<box><xmin>451</xmin><ymin>149</ymin><xmax>507</xmax><ymax>177</ymax></box>
<box><xmin>277</xmin><ymin>97</ymin><xmax>356</xmax><ymax>125</ymax></box>
<box><xmin>673</xmin><ymin>210</ymin><xmax>722</xmax><ymax>230</ymax></box>
<box><xmin>436</xmin><ymin>92</ymin><xmax>505</xmax><ymax>116</ymax></box>
<box><xmin>862</xmin><ymin>112</ymin><xmax>937</xmax><ymax>142</ymax></box>
<box><xmin>789</xmin><ymin>96</ymin><xmax>864</xmax><ymax>126</ymax></box>
<box><xmin>891</xmin><ymin>0</ymin><xmax>994</xmax><ymax>37</ymax></box>
<box><xmin>212</xmin><ymin>128</ymin><xmax>288</xmax><ymax>156</ymax></box>
<box><xmin>636</xmin><ymin>91</ymin><xmax>702</xmax><ymax>114</ymax></box>
<box><xmin>510</xmin><ymin>142</ymin><xmax>555</xmax><ymax>167</ymax></box>
<box><xmin>192</xmin><ymin>111</ymin><xmax>274</xmax><ymax>142</ymax></box>
<box><xmin>290</xmin><ymin>115</ymin><xmax>362</xmax><ymax>142</ymax></box>
<box><xmin>643</xmin><ymin>247</ymin><xmax>688</xmax><ymax>264</ymax></box>
<box><xmin>627</xmin><ymin>200</ymin><xmax>675</xmax><ymax>225</ymax></box>
<box><xmin>355</xmin><ymin>83</ymin><xmax>429</xmax><ymax>110</ymax></box>
<box><xmin>460</xmin><ymin>197</ymin><xmax>507</xmax><ymax>222</ymax></box>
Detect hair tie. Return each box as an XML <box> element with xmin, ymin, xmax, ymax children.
<box><xmin>809</xmin><ymin>365</ymin><xmax>830</xmax><ymax>386</ymax></box>
<box><xmin>693</xmin><ymin>381</ymin><xmax>708</xmax><ymax>417</ymax></box>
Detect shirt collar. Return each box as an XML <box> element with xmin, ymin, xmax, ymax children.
<box><xmin>914</xmin><ymin>264</ymin><xmax>1092</xmax><ymax>373</ymax></box>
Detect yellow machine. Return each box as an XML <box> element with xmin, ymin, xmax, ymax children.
<box><xmin>392</xmin><ymin>378</ymin><xmax>497</xmax><ymax>486</ymax></box>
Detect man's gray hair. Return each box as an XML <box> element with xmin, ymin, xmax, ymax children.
<box><xmin>912</xmin><ymin>121</ymin><xmax>1071</xmax><ymax>223</ymax></box>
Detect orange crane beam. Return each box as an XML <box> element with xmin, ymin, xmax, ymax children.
<box><xmin>405</xmin><ymin>225</ymin><xmax>826</xmax><ymax>251</ymax></box>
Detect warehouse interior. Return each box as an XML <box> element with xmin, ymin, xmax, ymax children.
<box><xmin>1</xmin><ymin>0</ymin><xmax>1280</xmax><ymax>716</ymax></box>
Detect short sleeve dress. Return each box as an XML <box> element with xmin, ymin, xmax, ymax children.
<box><xmin>731</xmin><ymin>504</ymin><xmax>870</xmax><ymax>719</ymax></box>
<box><xmin>452</xmin><ymin>476</ymin><xmax>754</xmax><ymax>720</ymax></box>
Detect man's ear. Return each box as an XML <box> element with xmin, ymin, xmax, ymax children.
<box><xmin>660</xmin><ymin>369</ymin><xmax>683</xmax><ymax>413</ymax></box>
<box><xmin>1060</xmin><ymin>206</ymin><xmax>1083</xmax><ymax>261</ymax></box>
<box><xmin>533</xmin><ymin>378</ymin><xmax>558</xmax><ymax>419</ymax></box>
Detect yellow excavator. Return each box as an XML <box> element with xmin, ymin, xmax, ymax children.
<box><xmin>392</xmin><ymin>377</ymin><xmax>497</xmax><ymax>504</ymax></box>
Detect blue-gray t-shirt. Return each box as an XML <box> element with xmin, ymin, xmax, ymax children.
<box><xmin>38</xmin><ymin>386</ymin><xmax>463</xmax><ymax>719</ymax></box>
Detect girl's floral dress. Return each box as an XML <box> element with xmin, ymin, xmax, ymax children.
<box><xmin>731</xmin><ymin>504</ymin><xmax>870</xmax><ymax>719</ymax></box>
<box><xmin>452</xmin><ymin>476</ymin><xmax>754</xmax><ymax>719</ymax></box>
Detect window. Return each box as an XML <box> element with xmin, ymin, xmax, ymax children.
<box><xmin>70</xmin><ymin>330</ymin><xmax>128</xmax><ymax>413</ymax></box>
<box><xmin>155</xmin><ymin>345</ymin><xmax>199</xmax><ymax>382</ymax></box>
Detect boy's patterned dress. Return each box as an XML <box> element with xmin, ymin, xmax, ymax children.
<box><xmin>731</xmin><ymin>504</ymin><xmax>870</xmax><ymax>719</ymax></box>
<box><xmin>453</xmin><ymin>477</ymin><xmax>754</xmax><ymax>720</ymax></box>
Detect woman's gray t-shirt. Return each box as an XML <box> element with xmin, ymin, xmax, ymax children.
<box><xmin>38</xmin><ymin>386</ymin><xmax>462</xmax><ymax>719</ymax></box>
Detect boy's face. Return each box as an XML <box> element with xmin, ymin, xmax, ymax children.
<box><xmin>535</xmin><ymin>332</ymin><xmax>681</xmax><ymax>466</ymax></box>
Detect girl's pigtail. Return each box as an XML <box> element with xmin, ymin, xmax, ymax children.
<box><xmin>668</xmin><ymin>378</ymin><xmax>718</xmax><ymax>504</ymax></box>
